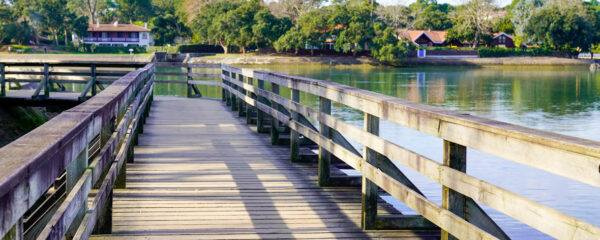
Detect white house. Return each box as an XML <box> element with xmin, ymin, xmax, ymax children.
<box><xmin>72</xmin><ymin>21</ymin><xmax>153</xmax><ymax>47</ymax></box>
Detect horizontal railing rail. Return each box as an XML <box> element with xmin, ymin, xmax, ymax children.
<box><xmin>0</xmin><ymin>62</ymin><xmax>154</xmax><ymax>240</ymax></box>
<box><xmin>218</xmin><ymin>64</ymin><xmax>600</xmax><ymax>239</ymax></box>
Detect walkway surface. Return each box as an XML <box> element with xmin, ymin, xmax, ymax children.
<box><xmin>90</xmin><ymin>96</ymin><xmax>438</xmax><ymax>239</ymax></box>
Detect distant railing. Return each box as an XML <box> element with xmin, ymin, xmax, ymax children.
<box><xmin>83</xmin><ymin>37</ymin><xmax>140</xmax><ymax>42</ymax></box>
<box><xmin>0</xmin><ymin>63</ymin><xmax>154</xmax><ymax>240</ymax></box>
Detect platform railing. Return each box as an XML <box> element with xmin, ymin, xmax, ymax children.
<box><xmin>0</xmin><ymin>63</ymin><xmax>154</xmax><ymax>240</ymax></box>
<box><xmin>219</xmin><ymin>64</ymin><xmax>600</xmax><ymax>240</ymax></box>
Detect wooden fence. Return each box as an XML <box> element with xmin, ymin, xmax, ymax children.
<box><xmin>0</xmin><ymin>62</ymin><xmax>154</xmax><ymax>240</ymax></box>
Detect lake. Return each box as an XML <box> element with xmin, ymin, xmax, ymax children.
<box><xmin>155</xmin><ymin>63</ymin><xmax>600</xmax><ymax>239</ymax></box>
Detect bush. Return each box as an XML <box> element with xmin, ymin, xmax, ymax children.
<box><xmin>478</xmin><ymin>47</ymin><xmax>555</xmax><ymax>57</ymax></box>
<box><xmin>417</xmin><ymin>46</ymin><xmax>474</xmax><ymax>51</ymax></box>
<box><xmin>177</xmin><ymin>44</ymin><xmax>223</xmax><ymax>53</ymax></box>
<box><xmin>146</xmin><ymin>46</ymin><xmax>179</xmax><ymax>53</ymax></box>
<box><xmin>74</xmin><ymin>43</ymin><xmax>146</xmax><ymax>54</ymax></box>
<box><xmin>5</xmin><ymin>45</ymin><xmax>34</xmax><ymax>53</ymax></box>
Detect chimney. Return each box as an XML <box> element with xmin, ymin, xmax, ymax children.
<box><xmin>114</xmin><ymin>20</ymin><xmax>118</xmax><ymax>27</ymax></box>
<box><xmin>428</xmin><ymin>28</ymin><xmax>431</xmax><ymax>32</ymax></box>
<box><xmin>96</xmin><ymin>20</ymin><xmax>99</xmax><ymax>28</ymax></box>
<box><xmin>144</xmin><ymin>22</ymin><xmax>148</xmax><ymax>29</ymax></box>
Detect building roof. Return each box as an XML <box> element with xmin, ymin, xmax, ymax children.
<box><xmin>88</xmin><ymin>23</ymin><xmax>150</xmax><ymax>32</ymax></box>
<box><xmin>493</xmin><ymin>32</ymin><xmax>514</xmax><ymax>39</ymax></box>
<box><xmin>398</xmin><ymin>29</ymin><xmax>447</xmax><ymax>44</ymax></box>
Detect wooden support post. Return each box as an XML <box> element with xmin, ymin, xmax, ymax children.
<box><xmin>238</xmin><ymin>73</ymin><xmax>245</xmax><ymax>117</ymax></box>
<box><xmin>230</xmin><ymin>73</ymin><xmax>237</xmax><ymax>111</ymax></box>
<box><xmin>270</xmin><ymin>83</ymin><xmax>280</xmax><ymax>145</ymax></box>
<box><xmin>441</xmin><ymin>140</ymin><xmax>467</xmax><ymax>240</ymax></box>
<box><xmin>44</xmin><ymin>64</ymin><xmax>50</xmax><ymax>98</ymax></box>
<box><xmin>186</xmin><ymin>66</ymin><xmax>192</xmax><ymax>98</ymax></box>
<box><xmin>65</xmin><ymin>148</ymin><xmax>88</xmax><ymax>239</ymax></box>
<box><xmin>256</xmin><ymin>79</ymin><xmax>266</xmax><ymax>133</ymax></box>
<box><xmin>224</xmin><ymin>76</ymin><xmax>231</xmax><ymax>106</ymax></box>
<box><xmin>0</xmin><ymin>63</ymin><xmax>5</xmax><ymax>97</ymax></box>
<box><xmin>246</xmin><ymin>78</ymin><xmax>254</xmax><ymax>124</ymax></box>
<box><xmin>290</xmin><ymin>89</ymin><xmax>301</xmax><ymax>162</ymax></box>
<box><xmin>318</xmin><ymin>97</ymin><xmax>332</xmax><ymax>186</ymax></box>
<box><xmin>91</xmin><ymin>64</ymin><xmax>97</xmax><ymax>96</ymax></box>
<box><xmin>92</xmin><ymin>190</ymin><xmax>112</xmax><ymax>234</ymax></box>
<box><xmin>362</xmin><ymin>113</ymin><xmax>379</xmax><ymax>230</ymax></box>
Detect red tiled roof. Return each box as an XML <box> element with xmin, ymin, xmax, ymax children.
<box><xmin>88</xmin><ymin>24</ymin><xmax>150</xmax><ymax>32</ymax></box>
<box><xmin>398</xmin><ymin>29</ymin><xmax>447</xmax><ymax>43</ymax></box>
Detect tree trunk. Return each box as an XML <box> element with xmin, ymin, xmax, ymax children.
<box><xmin>310</xmin><ymin>48</ymin><xmax>314</xmax><ymax>56</ymax></box>
<box><xmin>219</xmin><ymin>40</ymin><xmax>228</xmax><ymax>54</ymax></box>
<box><xmin>242</xmin><ymin>47</ymin><xmax>246</xmax><ymax>54</ymax></box>
<box><xmin>473</xmin><ymin>30</ymin><xmax>480</xmax><ymax>48</ymax></box>
<box><xmin>64</xmin><ymin>29</ymin><xmax>68</xmax><ymax>47</ymax></box>
<box><xmin>294</xmin><ymin>47</ymin><xmax>298</xmax><ymax>55</ymax></box>
<box><xmin>54</xmin><ymin>31</ymin><xmax>59</xmax><ymax>46</ymax></box>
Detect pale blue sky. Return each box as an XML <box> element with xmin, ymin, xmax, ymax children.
<box><xmin>377</xmin><ymin>0</ymin><xmax>512</xmax><ymax>7</ymax></box>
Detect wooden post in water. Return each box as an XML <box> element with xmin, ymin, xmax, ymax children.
<box><xmin>441</xmin><ymin>140</ymin><xmax>467</xmax><ymax>240</ymax></box>
<box><xmin>186</xmin><ymin>66</ymin><xmax>192</xmax><ymax>98</ymax></box>
<box><xmin>270</xmin><ymin>83</ymin><xmax>280</xmax><ymax>145</ymax></box>
<box><xmin>290</xmin><ymin>89</ymin><xmax>300</xmax><ymax>162</ymax></box>
<box><xmin>318</xmin><ymin>97</ymin><xmax>332</xmax><ymax>186</ymax></box>
<box><xmin>0</xmin><ymin>63</ymin><xmax>5</xmax><ymax>97</ymax></box>
<box><xmin>256</xmin><ymin>79</ymin><xmax>266</xmax><ymax>133</ymax></box>
<box><xmin>246</xmin><ymin>78</ymin><xmax>254</xmax><ymax>124</ymax></box>
<box><xmin>362</xmin><ymin>113</ymin><xmax>379</xmax><ymax>230</ymax></box>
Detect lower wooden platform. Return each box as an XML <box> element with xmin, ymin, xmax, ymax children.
<box><xmin>90</xmin><ymin>96</ymin><xmax>439</xmax><ymax>239</ymax></box>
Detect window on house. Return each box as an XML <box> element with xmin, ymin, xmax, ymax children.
<box><xmin>142</xmin><ymin>33</ymin><xmax>147</xmax><ymax>39</ymax></box>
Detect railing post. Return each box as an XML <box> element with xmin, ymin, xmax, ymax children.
<box><xmin>223</xmin><ymin>71</ymin><xmax>231</xmax><ymax>106</ymax></box>
<box><xmin>91</xmin><ymin>64</ymin><xmax>97</xmax><ymax>96</ymax></box>
<box><xmin>441</xmin><ymin>140</ymin><xmax>467</xmax><ymax>240</ymax></box>
<box><xmin>237</xmin><ymin>73</ymin><xmax>245</xmax><ymax>117</ymax></box>
<box><xmin>221</xmin><ymin>70</ymin><xmax>227</xmax><ymax>102</ymax></box>
<box><xmin>2</xmin><ymin>218</ymin><xmax>23</xmax><ymax>240</ymax></box>
<box><xmin>290</xmin><ymin>89</ymin><xmax>301</xmax><ymax>162</ymax></box>
<box><xmin>186</xmin><ymin>66</ymin><xmax>192</xmax><ymax>98</ymax></box>
<box><xmin>43</xmin><ymin>64</ymin><xmax>50</xmax><ymax>98</ymax></box>
<box><xmin>256</xmin><ymin>79</ymin><xmax>266</xmax><ymax>133</ymax></box>
<box><xmin>318</xmin><ymin>97</ymin><xmax>332</xmax><ymax>186</ymax></box>
<box><xmin>270</xmin><ymin>83</ymin><xmax>280</xmax><ymax>145</ymax></box>
<box><xmin>230</xmin><ymin>72</ymin><xmax>237</xmax><ymax>111</ymax></box>
<box><xmin>65</xmin><ymin>147</ymin><xmax>89</xmax><ymax>239</ymax></box>
<box><xmin>246</xmin><ymin>77</ymin><xmax>254</xmax><ymax>124</ymax></box>
<box><xmin>0</xmin><ymin>63</ymin><xmax>5</xmax><ymax>97</ymax></box>
<box><xmin>362</xmin><ymin>113</ymin><xmax>379</xmax><ymax>230</ymax></box>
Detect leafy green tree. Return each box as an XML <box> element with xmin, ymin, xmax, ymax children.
<box><xmin>297</xmin><ymin>7</ymin><xmax>329</xmax><ymax>55</ymax></box>
<box><xmin>371</xmin><ymin>23</ymin><xmax>407</xmax><ymax>62</ymax></box>
<box><xmin>448</xmin><ymin>0</ymin><xmax>495</xmax><ymax>47</ymax></box>
<box><xmin>228</xmin><ymin>0</ymin><xmax>261</xmax><ymax>53</ymax></box>
<box><xmin>413</xmin><ymin>4</ymin><xmax>452</xmax><ymax>30</ymax></box>
<box><xmin>493</xmin><ymin>15</ymin><xmax>514</xmax><ymax>34</ymax></box>
<box><xmin>191</xmin><ymin>0</ymin><xmax>240</xmax><ymax>53</ymax></box>
<box><xmin>39</xmin><ymin>0</ymin><xmax>68</xmax><ymax>45</ymax></box>
<box><xmin>510</xmin><ymin>0</ymin><xmax>544</xmax><ymax>44</ymax></box>
<box><xmin>274</xmin><ymin>27</ymin><xmax>305</xmax><ymax>54</ymax></box>
<box><xmin>329</xmin><ymin>2</ymin><xmax>373</xmax><ymax>56</ymax></box>
<box><xmin>252</xmin><ymin>8</ymin><xmax>292</xmax><ymax>47</ymax></box>
<box><xmin>525</xmin><ymin>5</ymin><xmax>595</xmax><ymax>53</ymax></box>
<box><xmin>116</xmin><ymin>0</ymin><xmax>152</xmax><ymax>23</ymax></box>
<box><xmin>152</xmin><ymin>13</ymin><xmax>188</xmax><ymax>45</ymax></box>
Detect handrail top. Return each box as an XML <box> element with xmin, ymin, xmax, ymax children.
<box><xmin>0</xmin><ymin>58</ymin><xmax>151</xmax><ymax>67</ymax></box>
<box><xmin>0</xmin><ymin>63</ymin><xmax>154</xmax><ymax>198</ymax></box>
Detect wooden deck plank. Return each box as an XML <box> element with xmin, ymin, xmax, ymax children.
<box><xmin>91</xmin><ymin>97</ymin><xmax>438</xmax><ymax>239</ymax></box>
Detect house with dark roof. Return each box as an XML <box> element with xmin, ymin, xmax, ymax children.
<box><xmin>72</xmin><ymin>21</ymin><xmax>153</xmax><ymax>47</ymax></box>
<box><xmin>490</xmin><ymin>32</ymin><xmax>515</xmax><ymax>48</ymax></box>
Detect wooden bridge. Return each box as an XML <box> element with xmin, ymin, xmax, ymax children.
<box><xmin>0</xmin><ymin>60</ymin><xmax>599</xmax><ymax>240</ymax></box>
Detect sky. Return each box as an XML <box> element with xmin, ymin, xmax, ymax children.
<box><xmin>376</xmin><ymin>0</ymin><xmax>512</xmax><ymax>7</ymax></box>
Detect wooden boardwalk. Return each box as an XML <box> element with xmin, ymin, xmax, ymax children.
<box><xmin>90</xmin><ymin>96</ymin><xmax>438</xmax><ymax>239</ymax></box>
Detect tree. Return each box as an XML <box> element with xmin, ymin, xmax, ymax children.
<box><xmin>448</xmin><ymin>0</ymin><xmax>495</xmax><ymax>47</ymax></box>
<box><xmin>371</xmin><ymin>23</ymin><xmax>407</xmax><ymax>62</ymax></box>
<box><xmin>493</xmin><ymin>15</ymin><xmax>514</xmax><ymax>34</ymax></box>
<box><xmin>274</xmin><ymin>27</ymin><xmax>305</xmax><ymax>54</ymax></box>
<box><xmin>277</xmin><ymin>0</ymin><xmax>323</xmax><ymax>23</ymax></box>
<box><xmin>39</xmin><ymin>0</ymin><xmax>68</xmax><ymax>45</ymax></box>
<box><xmin>191</xmin><ymin>0</ymin><xmax>240</xmax><ymax>53</ymax></box>
<box><xmin>329</xmin><ymin>2</ymin><xmax>373</xmax><ymax>56</ymax></box>
<box><xmin>376</xmin><ymin>5</ymin><xmax>411</xmax><ymax>29</ymax></box>
<box><xmin>252</xmin><ymin>8</ymin><xmax>292</xmax><ymax>47</ymax></box>
<box><xmin>228</xmin><ymin>0</ymin><xmax>261</xmax><ymax>53</ymax></box>
<box><xmin>116</xmin><ymin>0</ymin><xmax>152</xmax><ymax>23</ymax></box>
<box><xmin>510</xmin><ymin>0</ymin><xmax>544</xmax><ymax>44</ymax></box>
<box><xmin>152</xmin><ymin>13</ymin><xmax>188</xmax><ymax>45</ymax></box>
<box><xmin>297</xmin><ymin>7</ymin><xmax>329</xmax><ymax>55</ymax></box>
<box><xmin>525</xmin><ymin>5</ymin><xmax>595</xmax><ymax>54</ymax></box>
<box><xmin>412</xmin><ymin>3</ymin><xmax>452</xmax><ymax>30</ymax></box>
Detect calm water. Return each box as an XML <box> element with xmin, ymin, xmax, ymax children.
<box><xmin>155</xmin><ymin>64</ymin><xmax>600</xmax><ymax>239</ymax></box>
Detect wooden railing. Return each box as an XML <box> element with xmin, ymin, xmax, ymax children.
<box><xmin>217</xmin><ymin>64</ymin><xmax>600</xmax><ymax>239</ymax></box>
<box><xmin>0</xmin><ymin>63</ymin><xmax>154</xmax><ymax>240</ymax></box>
<box><xmin>0</xmin><ymin>61</ymin><xmax>146</xmax><ymax>101</ymax></box>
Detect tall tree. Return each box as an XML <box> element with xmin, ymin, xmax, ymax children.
<box><xmin>116</xmin><ymin>0</ymin><xmax>152</xmax><ymax>23</ymax></box>
<box><xmin>191</xmin><ymin>0</ymin><xmax>240</xmax><ymax>53</ymax></box>
<box><xmin>274</xmin><ymin>27</ymin><xmax>305</xmax><ymax>54</ymax></box>
<box><xmin>252</xmin><ymin>8</ymin><xmax>292</xmax><ymax>47</ymax></box>
<box><xmin>297</xmin><ymin>7</ymin><xmax>329</xmax><ymax>55</ymax></box>
<box><xmin>449</xmin><ymin>0</ymin><xmax>495</xmax><ymax>47</ymax></box>
<box><xmin>278</xmin><ymin>0</ymin><xmax>323</xmax><ymax>23</ymax></box>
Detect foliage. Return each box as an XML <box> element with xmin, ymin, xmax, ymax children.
<box><xmin>273</xmin><ymin>27</ymin><xmax>305</xmax><ymax>54</ymax></box>
<box><xmin>252</xmin><ymin>9</ymin><xmax>292</xmax><ymax>47</ymax></box>
<box><xmin>152</xmin><ymin>13</ymin><xmax>189</xmax><ymax>45</ymax></box>
<box><xmin>478</xmin><ymin>46</ymin><xmax>554</xmax><ymax>57</ymax></box>
<box><xmin>447</xmin><ymin>0</ymin><xmax>494</xmax><ymax>47</ymax></box>
<box><xmin>370</xmin><ymin>23</ymin><xmax>407</xmax><ymax>62</ymax></box>
<box><xmin>177</xmin><ymin>44</ymin><xmax>223</xmax><ymax>53</ymax></box>
<box><xmin>412</xmin><ymin>3</ymin><xmax>452</xmax><ymax>30</ymax></box>
<box><xmin>525</xmin><ymin>6</ymin><xmax>595</xmax><ymax>52</ymax></box>
<box><xmin>116</xmin><ymin>0</ymin><xmax>152</xmax><ymax>23</ymax></box>
<box><xmin>330</xmin><ymin>1</ymin><xmax>373</xmax><ymax>56</ymax></box>
<box><xmin>191</xmin><ymin>0</ymin><xmax>241</xmax><ymax>53</ymax></box>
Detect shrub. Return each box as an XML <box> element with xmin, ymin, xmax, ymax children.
<box><xmin>177</xmin><ymin>44</ymin><xmax>223</xmax><ymax>53</ymax></box>
<box><xmin>478</xmin><ymin>47</ymin><xmax>554</xmax><ymax>57</ymax></box>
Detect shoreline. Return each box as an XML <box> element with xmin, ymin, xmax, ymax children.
<box><xmin>190</xmin><ymin>55</ymin><xmax>594</xmax><ymax>66</ymax></box>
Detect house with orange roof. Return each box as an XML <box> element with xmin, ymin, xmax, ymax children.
<box><xmin>398</xmin><ymin>29</ymin><xmax>451</xmax><ymax>47</ymax></box>
<box><xmin>72</xmin><ymin>20</ymin><xmax>153</xmax><ymax>47</ymax></box>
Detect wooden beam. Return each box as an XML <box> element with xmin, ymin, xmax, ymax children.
<box><xmin>362</xmin><ymin>113</ymin><xmax>379</xmax><ymax>230</ymax></box>
<box><xmin>319</xmin><ymin>97</ymin><xmax>332</xmax><ymax>187</ymax></box>
<box><xmin>290</xmin><ymin>89</ymin><xmax>301</xmax><ymax>162</ymax></box>
<box><xmin>246</xmin><ymin>78</ymin><xmax>254</xmax><ymax>124</ymax></box>
<box><xmin>375</xmin><ymin>215</ymin><xmax>439</xmax><ymax>230</ymax></box>
<box><xmin>0</xmin><ymin>63</ymin><xmax>5</xmax><ymax>97</ymax></box>
<box><xmin>442</xmin><ymin>140</ymin><xmax>467</xmax><ymax>240</ymax></box>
